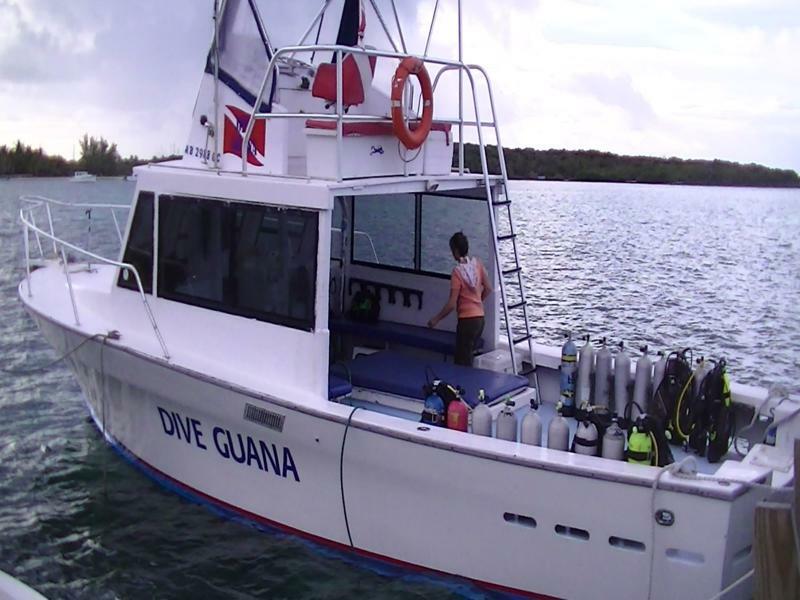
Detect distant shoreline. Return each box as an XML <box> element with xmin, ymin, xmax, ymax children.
<box><xmin>458</xmin><ymin>143</ymin><xmax>800</xmax><ymax>189</ymax></box>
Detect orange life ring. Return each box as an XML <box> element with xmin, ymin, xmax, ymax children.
<box><xmin>390</xmin><ymin>57</ymin><xmax>433</xmax><ymax>150</ymax></box>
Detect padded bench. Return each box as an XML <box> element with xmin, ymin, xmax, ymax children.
<box><xmin>330</xmin><ymin>317</ymin><xmax>484</xmax><ymax>357</ymax></box>
<box><xmin>328</xmin><ymin>374</ymin><xmax>353</xmax><ymax>400</ymax></box>
<box><xmin>342</xmin><ymin>350</ymin><xmax>528</xmax><ymax>408</ymax></box>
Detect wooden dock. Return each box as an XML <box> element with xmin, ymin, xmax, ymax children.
<box><xmin>753</xmin><ymin>439</ymin><xmax>799</xmax><ymax>599</ymax></box>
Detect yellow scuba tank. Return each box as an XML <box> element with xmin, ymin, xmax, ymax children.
<box><xmin>627</xmin><ymin>426</ymin><xmax>653</xmax><ymax>465</ymax></box>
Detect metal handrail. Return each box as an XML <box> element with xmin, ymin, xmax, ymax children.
<box><xmin>19</xmin><ymin>196</ymin><xmax>170</xmax><ymax>360</ymax></box>
<box><xmin>241</xmin><ymin>44</ymin><xmax>498</xmax><ymax>179</ymax></box>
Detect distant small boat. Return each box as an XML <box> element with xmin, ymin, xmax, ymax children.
<box><xmin>70</xmin><ymin>171</ymin><xmax>96</xmax><ymax>183</ymax></box>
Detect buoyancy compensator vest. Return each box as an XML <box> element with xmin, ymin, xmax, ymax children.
<box><xmin>688</xmin><ymin>359</ymin><xmax>734</xmax><ymax>462</ymax></box>
<box><xmin>349</xmin><ymin>288</ymin><xmax>380</xmax><ymax>323</ymax></box>
<box><xmin>654</xmin><ymin>349</ymin><xmax>695</xmax><ymax>445</ymax></box>
<box><xmin>621</xmin><ymin>412</ymin><xmax>674</xmax><ymax>467</ymax></box>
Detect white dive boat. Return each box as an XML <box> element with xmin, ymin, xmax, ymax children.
<box><xmin>70</xmin><ymin>171</ymin><xmax>96</xmax><ymax>183</ymax></box>
<box><xmin>17</xmin><ymin>2</ymin><xmax>799</xmax><ymax>599</ymax></box>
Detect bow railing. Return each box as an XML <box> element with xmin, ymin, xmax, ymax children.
<box><xmin>19</xmin><ymin>195</ymin><xmax>170</xmax><ymax>360</ymax></box>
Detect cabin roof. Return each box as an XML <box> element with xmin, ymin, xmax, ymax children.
<box><xmin>133</xmin><ymin>161</ymin><xmax>503</xmax><ymax>210</ymax></box>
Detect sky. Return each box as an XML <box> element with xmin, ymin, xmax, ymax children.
<box><xmin>2</xmin><ymin>0</ymin><xmax>799</xmax><ymax>172</ymax></box>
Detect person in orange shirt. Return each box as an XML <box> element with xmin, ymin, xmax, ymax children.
<box><xmin>428</xmin><ymin>232</ymin><xmax>492</xmax><ymax>366</ymax></box>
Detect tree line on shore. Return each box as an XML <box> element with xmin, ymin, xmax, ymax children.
<box><xmin>457</xmin><ymin>143</ymin><xmax>800</xmax><ymax>188</ymax></box>
<box><xmin>0</xmin><ymin>136</ymin><xmax>178</xmax><ymax>177</ymax></box>
<box><xmin>2</xmin><ymin>135</ymin><xmax>798</xmax><ymax>188</ymax></box>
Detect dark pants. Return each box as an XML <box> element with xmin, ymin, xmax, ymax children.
<box><xmin>455</xmin><ymin>316</ymin><xmax>485</xmax><ymax>367</ymax></box>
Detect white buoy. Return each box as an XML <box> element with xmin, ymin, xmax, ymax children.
<box><xmin>547</xmin><ymin>404</ymin><xmax>570</xmax><ymax>451</ymax></box>
<box><xmin>613</xmin><ymin>342</ymin><xmax>631</xmax><ymax>417</ymax></box>
<box><xmin>471</xmin><ymin>389</ymin><xmax>492</xmax><ymax>436</ymax></box>
<box><xmin>520</xmin><ymin>404</ymin><xmax>542</xmax><ymax>446</ymax></box>
<box><xmin>495</xmin><ymin>399</ymin><xmax>517</xmax><ymax>441</ymax></box>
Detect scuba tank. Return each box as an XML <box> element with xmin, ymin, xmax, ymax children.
<box><xmin>593</xmin><ymin>338</ymin><xmax>612</xmax><ymax>411</ymax></box>
<box><xmin>575</xmin><ymin>335</ymin><xmax>594</xmax><ymax>410</ymax></box>
<box><xmin>631</xmin><ymin>345</ymin><xmax>652</xmax><ymax>419</ymax></box>
<box><xmin>559</xmin><ymin>333</ymin><xmax>578</xmax><ymax>417</ymax></box>
<box><xmin>547</xmin><ymin>403</ymin><xmax>570</xmax><ymax>451</ymax></box>
<box><xmin>573</xmin><ymin>420</ymin><xmax>599</xmax><ymax>456</ymax></box>
<box><xmin>495</xmin><ymin>399</ymin><xmax>518</xmax><ymax>442</ymax></box>
<box><xmin>612</xmin><ymin>342</ymin><xmax>630</xmax><ymax>417</ymax></box>
<box><xmin>447</xmin><ymin>393</ymin><xmax>469</xmax><ymax>432</ymax></box>
<box><xmin>422</xmin><ymin>382</ymin><xmax>445</xmax><ymax>426</ymax></box>
<box><xmin>601</xmin><ymin>419</ymin><xmax>626</xmax><ymax>461</ymax></box>
<box><xmin>627</xmin><ymin>422</ymin><xmax>653</xmax><ymax>465</ymax></box>
<box><xmin>693</xmin><ymin>357</ymin><xmax>710</xmax><ymax>399</ymax></box>
<box><xmin>520</xmin><ymin>402</ymin><xmax>542</xmax><ymax>446</ymax></box>
<box><xmin>652</xmin><ymin>351</ymin><xmax>667</xmax><ymax>410</ymax></box>
<box><xmin>471</xmin><ymin>389</ymin><xmax>492</xmax><ymax>436</ymax></box>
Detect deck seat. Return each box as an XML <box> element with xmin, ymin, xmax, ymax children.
<box><xmin>312</xmin><ymin>53</ymin><xmax>377</xmax><ymax>108</ymax></box>
<box><xmin>328</xmin><ymin>374</ymin><xmax>353</xmax><ymax>400</ymax></box>
<box><xmin>345</xmin><ymin>350</ymin><xmax>527</xmax><ymax>407</ymax></box>
<box><xmin>330</xmin><ymin>317</ymin><xmax>482</xmax><ymax>357</ymax></box>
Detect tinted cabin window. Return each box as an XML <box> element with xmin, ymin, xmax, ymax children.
<box><xmin>352</xmin><ymin>193</ymin><xmax>415</xmax><ymax>268</ymax></box>
<box><xmin>118</xmin><ymin>192</ymin><xmax>154</xmax><ymax>293</ymax></box>
<box><xmin>157</xmin><ymin>195</ymin><xmax>318</xmax><ymax>331</ymax></box>
<box><xmin>420</xmin><ymin>194</ymin><xmax>490</xmax><ymax>275</ymax></box>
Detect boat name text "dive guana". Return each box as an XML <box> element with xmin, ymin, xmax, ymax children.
<box><xmin>157</xmin><ymin>407</ymin><xmax>300</xmax><ymax>481</ymax></box>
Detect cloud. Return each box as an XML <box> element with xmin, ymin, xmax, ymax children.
<box><xmin>570</xmin><ymin>73</ymin><xmax>657</xmax><ymax>130</ymax></box>
<box><xmin>0</xmin><ymin>0</ymin><xmax>798</xmax><ymax>171</ymax></box>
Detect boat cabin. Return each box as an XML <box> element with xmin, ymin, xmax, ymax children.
<box><xmin>119</xmin><ymin>165</ymin><xmax>531</xmax><ymax>422</ymax></box>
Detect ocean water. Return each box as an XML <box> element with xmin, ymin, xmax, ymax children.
<box><xmin>0</xmin><ymin>177</ymin><xmax>798</xmax><ymax>599</ymax></box>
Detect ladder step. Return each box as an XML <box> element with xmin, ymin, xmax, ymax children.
<box><xmin>492</xmin><ymin>199</ymin><xmax>511</xmax><ymax>207</ymax></box>
<box><xmin>502</xmin><ymin>266</ymin><xmax>522</xmax><ymax>276</ymax></box>
<box><xmin>513</xmin><ymin>333</ymin><xmax>533</xmax><ymax>345</ymax></box>
<box><xmin>506</xmin><ymin>300</ymin><xmax>526</xmax><ymax>311</ymax></box>
<box><xmin>519</xmin><ymin>366</ymin><xmax>537</xmax><ymax>377</ymax></box>
<box><xmin>497</xmin><ymin>233</ymin><xmax>517</xmax><ymax>242</ymax></box>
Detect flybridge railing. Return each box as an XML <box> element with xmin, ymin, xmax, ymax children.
<box><xmin>240</xmin><ymin>44</ymin><xmax>505</xmax><ymax>182</ymax></box>
<box><xmin>19</xmin><ymin>196</ymin><xmax>170</xmax><ymax>360</ymax></box>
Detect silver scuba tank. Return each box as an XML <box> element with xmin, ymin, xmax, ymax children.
<box><xmin>547</xmin><ymin>404</ymin><xmax>570</xmax><ymax>451</ymax></box>
<box><xmin>693</xmin><ymin>356</ymin><xmax>709</xmax><ymax>399</ymax></box>
<box><xmin>559</xmin><ymin>332</ymin><xmax>578</xmax><ymax>416</ymax></box>
<box><xmin>601</xmin><ymin>419</ymin><xmax>626</xmax><ymax>461</ymax></box>
<box><xmin>594</xmin><ymin>337</ymin><xmax>612</xmax><ymax>411</ymax></box>
<box><xmin>652</xmin><ymin>351</ymin><xmax>667</xmax><ymax>408</ymax></box>
<box><xmin>613</xmin><ymin>342</ymin><xmax>631</xmax><ymax>417</ymax></box>
<box><xmin>520</xmin><ymin>402</ymin><xmax>542</xmax><ymax>446</ymax></box>
<box><xmin>495</xmin><ymin>399</ymin><xmax>517</xmax><ymax>442</ymax></box>
<box><xmin>573</xmin><ymin>420</ymin><xmax>599</xmax><ymax>456</ymax></box>
<box><xmin>576</xmin><ymin>335</ymin><xmax>594</xmax><ymax>410</ymax></box>
<box><xmin>471</xmin><ymin>388</ymin><xmax>492</xmax><ymax>437</ymax></box>
<box><xmin>631</xmin><ymin>345</ymin><xmax>652</xmax><ymax>419</ymax></box>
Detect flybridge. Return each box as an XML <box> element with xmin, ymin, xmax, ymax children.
<box><xmin>181</xmin><ymin>0</ymin><xmax>505</xmax><ymax>183</ymax></box>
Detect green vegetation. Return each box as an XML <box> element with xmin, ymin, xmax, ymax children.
<box><xmin>457</xmin><ymin>144</ymin><xmax>800</xmax><ymax>188</ymax></box>
<box><xmin>0</xmin><ymin>136</ymin><xmax>178</xmax><ymax>177</ymax></box>
<box><xmin>2</xmin><ymin>136</ymin><xmax>798</xmax><ymax>187</ymax></box>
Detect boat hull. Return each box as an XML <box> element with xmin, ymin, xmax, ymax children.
<box><xmin>29</xmin><ymin>308</ymin><xmax>760</xmax><ymax>600</ymax></box>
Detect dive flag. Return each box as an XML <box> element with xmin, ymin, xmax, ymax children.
<box><xmin>223</xmin><ymin>105</ymin><xmax>265</xmax><ymax>166</ymax></box>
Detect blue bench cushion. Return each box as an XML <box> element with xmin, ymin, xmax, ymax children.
<box><xmin>346</xmin><ymin>350</ymin><xmax>527</xmax><ymax>407</ymax></box>
<box><xmin>330</xmin><ymin>318</ymin><xmax>484</xmax><ymax>356</ymax></box>
<box><xmin>329</xmin><ymin>374</ymin><xmax>352</xmax><ymax>399</ymax></box>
